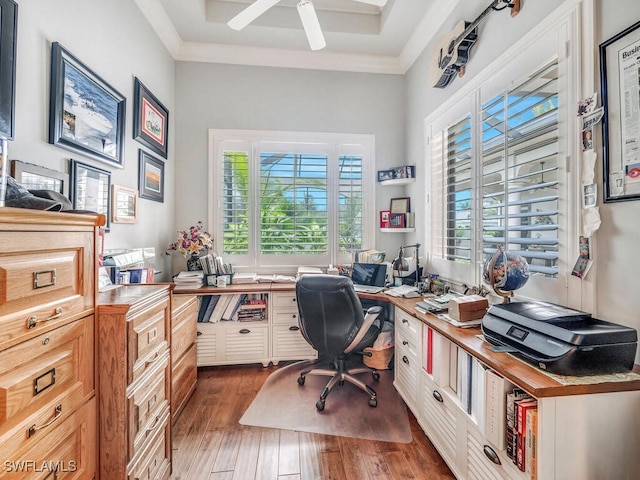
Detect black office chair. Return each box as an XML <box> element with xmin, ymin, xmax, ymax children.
<box><xmin>295</xmin><ymin>274</ymin><xmax>383</xmax><ymax>411</ymax></box>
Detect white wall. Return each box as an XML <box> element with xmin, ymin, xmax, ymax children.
<box><xmin>12</xmin><ymin>0</ymin><xmax>176</xmax><ymax>280</ymax></box>
<box><xmin>173</xmin><ymin>62</ymin><xmax>406</xmax><ymax>271</ymax></box>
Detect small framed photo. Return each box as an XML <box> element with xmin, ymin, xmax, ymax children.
<box><xmin>133</xmin><ymin>78</ymin><xmax>169</xmax><ymax>159</ymax></box>
<box><xmin>70</xmin><ymin>159</ymin><xmax>111</xmax><ymax>230</ymax></box>
<box><xmin>11</xmin><ymin>160</ymin><xmax>70</xmax><ymax>196</ymax></box>
<box><xmin>380</xmin><ymin>210</ymin><xmax>391</xmax><ymax>228</ymax></box>
<box><xmin>377</xmin><ymin>169</ymin><xmax>394</xmax><ymax>182</ymax></box>
<box><xmin>390</xmin><ymin>197</ymin><xmax>410</xmax><ymax>214</ymax></box>
<box><xmin>389</xmin><ymin>213</ymin><xmax>406</xmax><ymax>228</ymax></box>
<box><xmin>49</xmin><ymin>43</ymin><xmax>126</xmax><ymax>169</ymax></box>
<box><xmin>111</xmin><ymin>184</ymin><xmax>138</xmax><ymax>224</ymax></box>
<box><xmin>138</xmin><ymin>149</ymin><xmax>165</xmax><ymax>203</ymax></box>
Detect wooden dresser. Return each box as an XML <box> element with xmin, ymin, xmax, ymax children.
<box><xmin>170</xmin><ymin>295</ymin><xmax>198</xmax><ymax>423</ymax></box>
<box><xmin>0</xmin><ymin>208</ymin><xmax>104</xmax><ymax>479</ymax></box>
<box><xmin>97</xmin><ymin>284</ymin><xmax>172</xmax><ymax>480</ymax></box>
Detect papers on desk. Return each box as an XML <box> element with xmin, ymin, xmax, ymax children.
<box><xmin>173</xmin><ymin>271</ymin><xmax>204</xmax><ymax>287</ymax></box>
<box><xmin>231</xmin><ymin>273</ymin><xmax>297</xmax><ymax>284</ymax></box>
<box><xmin>384</xmin><ymin>285</ymin><xmax>420</xmax><ymax>298</ymax></box>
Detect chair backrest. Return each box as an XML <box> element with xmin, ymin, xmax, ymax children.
<box><xmin>296</xmin><ymin>274</ymin><xmax>364</xmax><ymax>355</ymax></box>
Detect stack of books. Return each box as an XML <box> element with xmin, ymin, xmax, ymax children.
<box><xmin>173</xmin><ymin>271</ymin><xmax>204</xmax><ymax>287</ymax></box>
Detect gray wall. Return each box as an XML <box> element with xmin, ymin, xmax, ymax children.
<box><xmin>174</xmin><ymin>62</ymin><xmax>406</xmax><ymax>270</ymax></box>
<box><xmin>12</xmin><ymin>0</ymin><xmax>176</xmax><ymax>280</ymax></box>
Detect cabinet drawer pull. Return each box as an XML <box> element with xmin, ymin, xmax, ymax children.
<box><xmin>27</xmin><ymin>307</ymin><xmax>63</xmax><ymax>329</ymax></box>
<box><xmin>402</xmin><ymin>318</ymin><xmax>409</xmax><ymax>324</ymax></box>
<box><xmin>239</xmin><ymin>328</ymin><xmax>251</xmax><ymax>334</ymax></box>
<box><xmin>34</xmin><ymin>368</ymin><xmax>56</xmax><ymax>396</ymax></box>
<box><xmin>289</xmin><ymin>326</ymin><xmax>299</xmax><ymax>331</ymax></box>
<box><xmin>432</xmin><ymin>390</ymin><xmax>443</xmax><ymax>403</ymax></box>
<box><xmin>28</xmin><ymin>404</ymin><xmax>62</xmax><ymax>437</ymax></box>
<box><xmin>483</xmin><ymin>445</ymin><xmax>501</xmax><ymax>465</ymax></box>
<box><xmin>145</xmin><ymin>351</ymin><xmax>160</xmax><ymax>367</ymax></box>
<box><xmin>291</xmin><ymin>298</ymin><xmax>297</xmax><ymax>303</ymax></box>
<box><xmin>402</xmin><ymin>340</ymin><xmax>408</xmax><ymax>345</ymax></box>
<box><xmin>197</xmin><ymin>331</ymin><xmax>202</xmax><ymax>336</ymax></box>
<box><xmin>147</xmin><ymin>414</ymin><xmax>163</xmax><ymax>432</ymax></box>
<box><xmin>34</xmin><ymin>269</ymin><xmax>57</xmax><ymax>289</ymax></box>
<box><xmin>402</xmin><ymin>355</ymin><xmax>410</xmax><ymax>365</ymax></box>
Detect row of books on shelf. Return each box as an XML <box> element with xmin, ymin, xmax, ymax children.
<box><xmin>379</xmin><ymin>211</ymin><xmax>415</xmax><ymax>228</ymax></box>
<box><xmin>422</xmin><ymin>327</ymin><xmax>538</xmax><ymax>478</ymax></box>
<box><xmin>197</xmin><ymin>293</ymin><xmax>268</xmax><ymax>323</ymax></box>
<box><xmin>103</xmin><ymin>266</ymin><xmax>155</xmax><ymax>285</ymax></box>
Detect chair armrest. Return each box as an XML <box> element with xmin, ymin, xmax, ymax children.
<box><xmin>344</xmin><ymin>306</ymin><xmax>383</xmax><ymax>354</ymax></box>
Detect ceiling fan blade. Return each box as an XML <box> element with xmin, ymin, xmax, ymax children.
<box><xmin>351</xmin><ymin>0</ymin><xmax>388</xmax><ymax>7</ymax></box>
<box><xmin>297</xmin><ymin>0</ymin><xmax>326</xmax><ymax>51</ymax></box>
<box><xmin>228</xmin><ymin>0</ymin><xmax>281</xmax><ymax>31</ymax></box>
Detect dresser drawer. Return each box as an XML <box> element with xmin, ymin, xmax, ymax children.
<box><xmin>271</xmin><ymin>310</ymin><xmax>299</xmax><ymax>325</ymax></box>
<box><xmin>128</xmin><ymin>298</ymin><xmax>170</xmax><ymax>385</ymax></box>
<box><xmin>172</xmin><ymin>343</ymin><xmax>197</xmax><ymax>421</ymax></box>
<box><xmin>128</xmin><ymin>350</ymin><xmax>170</xmax><ymax>462</ymax></box>
<box><xmin>271</xmin><ymin>292</ymin><xmax>298</xmax><ymax>310</ymax></box>
<box><xmin>0</xmin><ymin>231</ymin><xmax>94</xmax><ymax>351</ymax></box>
<box><xmin>171</xmin><ymin>297</ymin><xmax>197</xmax><ymax>362</ymax></box>
<box><xmin>0</xmin><ymin>317</ymin><xmax>93</xmax><ymax>430</ymax></box>
<box><xmin>128</xmin><ymin>406</ymin><xmax>171</xmax><ymax>480</ymax></box>
<box><xmin>0</xmin><ymin>397</ymin><xmax>97</xmax><ymax>480</ymax></box>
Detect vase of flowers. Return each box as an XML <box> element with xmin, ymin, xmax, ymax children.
<box><xmin>167</xmin><ymin>221</ymin><xmax>213</xmax><ymax>271</ymax></box>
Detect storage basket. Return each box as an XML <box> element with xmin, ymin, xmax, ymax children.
<box><xmin>363</xmin><ymin>343</ymin><xmax>394</xmax><ymax>370</ymax></box>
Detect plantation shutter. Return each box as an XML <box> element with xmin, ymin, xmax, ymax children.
<box><xmin>338</xmin><ymin>155</ymin><xmax>363</xmax><ymax>253</ymax></box>
<box><xmin>222</xmin><ymin>150</ymin><xmax>250</xmax><ymax>255</ymax></box>
<box><xmin>481</xmin><ymin>61</ymin><xmax>560</xmax><ymax>276</ymax></box>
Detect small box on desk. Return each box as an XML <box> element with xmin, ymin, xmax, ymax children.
<box><xmin>205</xmin><ymin>273</ymin><xmax>234</xmax><ymax>287</ymax></box>
<box><xmin>449</xmin><ymin>295</ymin><xmax>489</xmax><ymax>322</ymax></box>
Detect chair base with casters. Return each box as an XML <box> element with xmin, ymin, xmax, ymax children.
<box><xmin>297</xmin><ymin>353</ymin><xmax>381</xmax><ymax>411</ymax></box>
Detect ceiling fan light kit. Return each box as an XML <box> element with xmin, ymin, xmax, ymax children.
<box><xmin>227</xmin><ymin>0</ymin><xmax>388</xmax><ymax>51</ymax></box>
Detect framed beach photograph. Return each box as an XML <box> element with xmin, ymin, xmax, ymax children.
<box><xmin>390</xmin><ymin>197</ymin><xmax>410</xmax><ymax>214</ymax></box>
<box><xmin>138</xmin><ymin>149</ymin><xmax>165</xmax><ymax>202</ymax></box>
<box><xmin>133</xmin><ymin>77</ymin><xmax>169</xmax><ymax>159</ymax></box>
<box><xmin>0</xmin><ymin>0</ymin><xmax>18</xmax><ymax>140</ymax></box>
<box><xmin>11</xmin><ymin>160</ymin><xmax>69</xmax><ymax>196</ymax></box>
<box><xmin>111</xmin><ymin>184</ymin><xmax>138</xmax><ymax>224</ymax></box>
<box><xmin>600</xmin><ymin>20</ymin><xmax>640</xmax><ymax>202</ymax></box>
<box><xmin>70</xmin><ymin>159</ymin><xmax>111</xmax><ymax>230</ymax></box>
<box><xmin>49</xmin><ymin>42</ymin><xmax>126</xmax><ymax>169</ymax></box>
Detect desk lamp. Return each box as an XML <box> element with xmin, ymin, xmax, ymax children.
<box><xmin>392</xmin><ymin>243</ymin><xmax>420</xmax><ymax>287</ymax></box>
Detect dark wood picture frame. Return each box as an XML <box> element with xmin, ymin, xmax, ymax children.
<box><xmin>70</xmin><ymin>159</ymin><xmax>111</xmax><ymax>230</ymax></box>
<box><xmin>133</xmin><ymin>77</ymin><xmax>169</xmax><ymax>159</ymax></box>
<box><xmin>390</xmin><ymin>197</ymin><xmax>411</xmax><ymax>214</ymax></box>
<box><xmin>0</xmin><ymin>0</ymin><xmax>18</xmax><ymax>140</ymax></box>
<box><xmin>11</xmin><ymin>160</ymin><xmax>69</xmax><ymax>196</ymax></box>
<box><xmin>600</xmin><ymin>20</ymin><xmax>640</xmax><ymax>202</ymax></box>
<box><xmin>138</xmin><ymin>149</ymin><xmax>165</xmax><ymax>202</ymax></box>
<box><xmin>49</xmin><ymin>42</ymin><xmax>126</xmax><ymax>169</ymax></box>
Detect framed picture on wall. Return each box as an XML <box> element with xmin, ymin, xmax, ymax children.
<box><xmin>49</xmin><ymin>42</ymin><xmax>126</xmax><ymax>169</ymax></box>
<box><xmin>111</xmin><ymin>184</ymin><xmax>138</xmax><ymax>224</ymax></box>
<box><xmin>70</xmin><ymin>159</ymin><xmax>111</xmax><ymax>230</ymax></box>
<box><xmin>0</xmin><ymin>0</ymin><xmax>17</xmax><ymax>140</ymax></box>
<box><xmin>133</xmin><ymin>77</ymin><xmax>169</xmax><ymax>159</ymax></box>
<box><xmin>11</xmin><ymin>160</ymin><xmax>70</xmax><ymax>196</ymax></box>
<box><xmin>138</xmin><ymin>149</ymin><xmax>165</xmax><ymax>202</ymax></box>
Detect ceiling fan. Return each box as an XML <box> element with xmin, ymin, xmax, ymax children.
<box><xmin>227</xmin><ymin>0</ymin><xmax>388</xmax><ymax>51</ymax></box>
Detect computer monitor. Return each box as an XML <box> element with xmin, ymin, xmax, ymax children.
<box><xmin>351</xmin><ymin>263</ymin><xmax>387</xmax><ymax>287</ymax></box>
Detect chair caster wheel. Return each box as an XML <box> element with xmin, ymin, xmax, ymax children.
<box><xmin>372</xmin><ymin>371</ymin><xmax>380</xmax><ymax>381</ymax></box>
<box><xmin>368</xmin><ymin>397</ymin><xmax>377</xmax><ymax>408</ymax></box>
<box><xmin>316</xmin><ymin>400</ymin><xmax>325</xmax><ymax>411</ymax></box>
<box><xmin>297</xmin><ymin>376</ymin><xmax>305</xmax><ymax>386</ymax></box>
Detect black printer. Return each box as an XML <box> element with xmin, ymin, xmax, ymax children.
<box><xmin>481</xmin><ymin>301</ymin><xmax>637</xmax><ymax>375</ymax></box>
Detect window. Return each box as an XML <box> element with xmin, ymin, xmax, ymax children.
<box><xmin>210</xmin><ymin>130</ymin><xmax>374</xmax><ymax>269</ymax></box>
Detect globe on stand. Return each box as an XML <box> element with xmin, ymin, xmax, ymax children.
<box><xmin>482</xmin><ymin>246</ymin><xmax>530</xmax><ymax>302</ymax></box>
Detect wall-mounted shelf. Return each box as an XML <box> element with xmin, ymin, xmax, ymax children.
<box><xmin>380</xmin><ymin>228</ymin><xmax>415</xmax><ymax>233</ymax></box>
<box><xmin>379</xmin><ymin>177</ymin><xmax>416</xmax><ymax>186</ymax></box>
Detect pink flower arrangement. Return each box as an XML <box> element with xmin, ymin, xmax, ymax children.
<box><xmin>167</xmin><ymin>221</ymin><xmax>213</xmax><ymax>258</ymax></box>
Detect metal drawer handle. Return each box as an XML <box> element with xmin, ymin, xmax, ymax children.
<box><xmin>147</xmin><ymin>414</ymin><xmax>163</xmax><ymax>432</ymax></box>
<box><xmin>402</xmin><ymin>318</ymin><xmax>409</xmax><ymax>324</ymax></box>
<box><xmin>29</xmin><ymin>404</ymin><xmax>62</xmax><ymax>437</ymax></box>
<box><xmin>432</xmin><ymin>390</ymin><xmax>443</xmax><ymax>403</ymax></box>
<box><xmin>289</xmin><ymin>326</ymin><xmax>299</xmax><ymax>331</ymax></box>
<box><xmin>291</xmin><ymin>298</ymin><xmax>297</xmax><ymax>303</ymax></box>
<box><xmin>145</xmin><ymin>351</ymin><xmax>160</xmax><ymax>367</ymax></box>
<box><xmin>239</xmin><ymin>328</ymin><xmax>251</xmax><ymax>334</ymax></box>
<box><xmin>27</xmin><ymin>308</ymin><xmax>63</xmax><ymax>329</ymax></box>
<box><xmin>197</xmin><ymin>331</ymin><xmax>202</xmax><ymax>336</ymax></box>
<box><xmin>402</xmin><ymin>340</ymin><xmax>408</xmax><ymax>346</ymax></box>
<box><xmin>483</xmin><ymin>445</ymin><xmax>501</xmax><ymax>465</ymax></box>
<box><xmin>402</xmin><ymin>355</ymin><xmax>409</xmax><ymax>365</ymax></box>
<box><xmin>34</xmin><ymin>269</ymin><xmax>57</xmax><ymax>289</ymax></box>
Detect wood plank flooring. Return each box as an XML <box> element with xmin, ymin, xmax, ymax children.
<box><xmin>172</xmin><ymin>364</ymin><xmax>455</xmax><ymax>480</ymax></box>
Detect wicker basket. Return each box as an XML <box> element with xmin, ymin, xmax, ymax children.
<box><xmin>363</xmin><ymin>343</ymin><xmax>394</xmax><ymax>370</ymax></box>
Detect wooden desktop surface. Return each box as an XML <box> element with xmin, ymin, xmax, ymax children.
<box><xmin>174</xmin><ymin>282</ymin><xmax>640</xmax><ymax>399</ymax></box>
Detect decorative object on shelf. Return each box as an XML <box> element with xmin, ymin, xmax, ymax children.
<box><xmin>482</xmin><ymin>246</ymin><xmax>529</xmax><ymax>302</ymax></box>
<box><xmin>379</xmin><ymin>210</ymin><xmax>391</xmax><ymax>228</ymax></box>
<box><xmin>392</xmin><ymin>243</ymin><xmax>421</xmax><ymax>287</ymax></box>
<box><xmin>0</xmin><ymin>0</ymin><xmax>17</xmax><ymax>140</ymax></box>
<box><xmin>389</xmin><ymin>213</ymin><xmax>406</xmax><ymax>228</ymax></box>
<box><xmin>49</xmin><ymin>42</ymin><xmax>126</xmax><ymax>168</ymax></box>
<box><xmin>138</xmin><ymin>149</ymin><xmax>165</xmax><ymax>202</ymax></box>
<box><xmin>111</xmin><ymin>184</ymin><xmax>138</xmax><ymax>224</ymax></box>
<box><xmin>390</xmin><ymin>197</ymin><xmax>410</xmax><ymax>214</ymax></box>
<box><xmin>167</xmin><ymin>221</ymin><xmax>213</xmax><ymax>270</ymax></box>
<box><xmin>70</xmin><ymin>158</ymin><xmax>112</xmax><ymax>230</ymax></box>
<box><xmin>600</xmin><ymin>20</ymin><xmax>640</xmax><ymax>202</ymax></box>
<box><xmin>133</xmin><ymin>77</ymin><xmax>169</xmax><ymax>159</ymax></box>
<box><xmin>377</xmin><ymin>165</ymin><xmax>416</xmax><ymax>184</ymax></box>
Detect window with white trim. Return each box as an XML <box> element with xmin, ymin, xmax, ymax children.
<box><xmin>209</xmin><ymin>130</ymin><xmax>375</xmax><ymax>269</ymax></box>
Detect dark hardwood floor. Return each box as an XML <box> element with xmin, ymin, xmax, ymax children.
<box><xmin>172</xmin><ymin>364</ymin><xmax>455</xmax><ymax>480</ymax></box>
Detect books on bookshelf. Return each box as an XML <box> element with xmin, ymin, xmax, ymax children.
<box><xmin>484</xmin><ymin>369</ymin><xmax>515</xmax><ymax>450</ymax></box>
<box><xmin>197</xmin><ymin>293</ymin><xmax>268</xmax><ymax>323</ymax></box>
